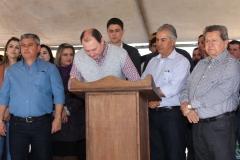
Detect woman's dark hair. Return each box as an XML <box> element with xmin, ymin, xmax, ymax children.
<box><xmin>40</xmin><ymin>44</ymin><xmax>54</xmax><ymax>64</ymax></box>
<box><xmin>150</xmin><ymin>37</ymin><xmax>156</xmax><ymax>47</ymax></box>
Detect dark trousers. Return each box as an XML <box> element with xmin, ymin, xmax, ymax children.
<box><xmin>9</xmin><ymin>116</ymin><xmax>52</xmax><ymax>160</ymax></box>
<box><xmin>237</xmin><ymin>111</ymin><xmax>240</xmax><ymax>145</ymax></box>
<box><xmin>77</xmin><ymin>139</ymin><xmax>86</xmax><ymax>160</ymax></box>
<box><xmin>149</xmin><ymin>109</ymin><xmax>187</xmax><ymax>160</ymax></box>
<box><xmin>186</xmin><ymin>122</ymin><xmax>195</xmax><ymax>160</ymax></box>
<box><xmin>192</xmin><ymin>113</ymin><xmax>237</xmax><ymax>160</ymax></box>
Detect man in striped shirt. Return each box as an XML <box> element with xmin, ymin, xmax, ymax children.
<box><xmin>180</xmin><ymin>25</ymin><xmax>240</xmax><ymax>160</ymax></box>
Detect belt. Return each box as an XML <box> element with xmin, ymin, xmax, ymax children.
<box><xmin>149</xmin><ymin>106</ymin><xmax>180</xmax><ymax>112</ymax></box>
<box><xmin>198</xmin><ymin>111</ymin><xmax>235</xmax><ymax>123</ymax></box>
<box><xmin>11</xmin><ymin>114</ymin><xmax>51</xmax><ymax>123</ymax></box>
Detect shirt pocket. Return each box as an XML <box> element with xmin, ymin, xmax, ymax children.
<box><xmin>34</xmin><ymin>71</ymin><xmax>50</xmax><ymax>92</ymax></box>
<box><xmin>163</xmin><ymin>72</ymin><xmax>172</xmax><ymax>83</ymax></box>
<box><xmin>210</xmin><ymin>78</ymin><xmax>219</xmax><ymax>88</ymax></box>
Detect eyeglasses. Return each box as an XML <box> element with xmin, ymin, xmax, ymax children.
<box><xmin>205</xmin><ymin>39</ymin><xmax>219</xmax><ymax>44</ymax></box>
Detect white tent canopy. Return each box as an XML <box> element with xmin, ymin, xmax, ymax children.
<box><xmin>1</xmin><ymin>0</ymin><xmax>239</xmax><ymax>47</ymax></box>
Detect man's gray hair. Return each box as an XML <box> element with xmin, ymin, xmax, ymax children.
<box><xmin>20</xmin><ymin>33</ymin><xmax>40</xmax><ymax>45</ymax></box>
<box><xmin>203</xmin><ymin>25</ymin><xmax>228</xmax><ymax>41</ymax></box>
<box><xmin>157</xmin><ymin>24</ymin><xmax>177</xmax><ymax>40</ymax></box>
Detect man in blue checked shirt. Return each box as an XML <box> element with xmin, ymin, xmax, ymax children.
<box><xmin>0</xmin><ymin>33</ymin><xmax>65</xmax><ymax>159</ymax></box>
<box><xmin>180</xmin><ymin>25</ymin><xmax>240</xmax><ymax>160</ymax></box>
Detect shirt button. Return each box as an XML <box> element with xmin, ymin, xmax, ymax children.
<box><xmin>197</xmin><ymin>85</ymin><xmax>199</xmax><ymax>88</ymax></box>
<box><xmin>202</xmin><ymin>76</ymin><xmax>205</xmax><ymax>78</ymax></box>
<box><xmin>194</xmin><ymin>97</ymin><xmax>196</xmax><ymax>99</ymax></box>
<box><xmin>26</xmin><ymin>101</ymin><xmax>28</xmax><ymax>103</ymax></box>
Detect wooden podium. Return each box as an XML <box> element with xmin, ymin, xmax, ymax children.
<box><xmin>70</xmin><ymin>75</ymin><xmax>161</xmax><ymax>160</ymax></box>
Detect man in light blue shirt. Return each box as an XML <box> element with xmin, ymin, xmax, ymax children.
<box><xmin>141</xmin><ymin>24</ymin><xmax>190</xmax><ymax>160</ymax></box>
<box><xmin>0</xmin><ymin>33</ymin><xmax>65</xmax><ymax>159</ymax></box>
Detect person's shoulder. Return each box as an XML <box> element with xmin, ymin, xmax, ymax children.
<box><xmin>122</xmin><ymin>43</ymin><xmax>138</xmax><ymax>53</ymax></box>
<box><xmin>175</xmin><ymin>48</ymin><xmax>190</xmax><ymax>54</ymax></box>
<box><xmin>109</xmin><ymin>43</ymin><xmax>127</xmax><ymax>53</ymax></box>
<box><xmin>122</xmin><ymin>43</ymin><xmax>132</xmax><ymax>49</ymax></box>
<box><xmin>37</xmin><ymin>59</ymin><xmax>58</xmax><ymax>72</ymax></box>
<box><xmin>146</xmin><ymin>52</ymin><xmax>158</xmax><ymax>61</ymax></box>
<box><xmin>173</xmin><ymin>51</ymin><xmax>191</xmax><ymax>68</ymax></box>
<box><xmin>226</xmin><ymin>52</ymin><xmax>240</xmax><ymax>67</ymax></box>
<box><xmin>192</xmin><ymin>57</ymin><xmax>210</xmax><ymax>71</ymax></box>
<box><xmin>75</xmin><ymin>49</ymin><xmax>85</xmax><ymax>57</ymax></box>
<box><xmin>39</xmin><ymin>58</ymin><xmax>54</xmax><ymax>66</ymax></box>
<box><xmin>7</xmin><ymin>60</ymin><xmax>22</xmax><ymax>71</ymax></box>
<box><xmin>219</xmin><ymin>53</ymin><xmax>240</xmax><ymax>76</ymax></box>
<box><xmin>73</xmin><ymin>49</ymin><xmax>89</xmax><ymax>64</ymax></box>
<box><xmin>175</xmin><ymin>50</ymin><xmax>189</xmax><ymax>61</ymax></box>
<box><xmin>175</xmin><ymin>48</ymin><xmax>191</xmax><ymax>59</ymax></box>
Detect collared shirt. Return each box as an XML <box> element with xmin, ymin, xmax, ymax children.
<box><xmin>95</xmin><ymin>43</ymin><xmax>108</xmax><ymax>66</ymax></box>
<box><xmin>120</xmin><ymin>42</ymin><xmax>123</xmax><ymax>48</ymax></box>
<box><xmin>141</xmin><ymin>49</ymin><xmax>190</xmax><ymax>107</ymax></box>
<box><xmin>0</xmin><ymin>58</ymin><xmax>65</xmax><ymax>118</ymax></box>
<box><xmin>70</xmin><ymin>43</ymin><xmax>140</xmax><ymax>83</ymax></box>
<box><xmin>180</xmin><ymin>50</ymin><xmax>240</xmax><ymax>118</ymax></box>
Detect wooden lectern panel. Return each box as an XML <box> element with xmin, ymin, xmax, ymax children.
<box><xmin>138</xmin><ymin>93</ymin><xmax>149</xmax><ymax>160</ymax></box>
<box><xmin>86</xmin><ymin>91</ymin><xmax>149</xmax><ymax>160</ymax></box>
<box><xmin>69</xmin><ymin>75</ymin><xmax>159</xmax><ymax>160</ymax></box>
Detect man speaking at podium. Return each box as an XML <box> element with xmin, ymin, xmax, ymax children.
<box><xmin>69</xmin><ymin>28</ymin><xmax>140</xmax><ymax>83</ymax></box>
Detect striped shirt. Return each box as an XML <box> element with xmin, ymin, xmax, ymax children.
<box><xmin>141</xmin><ymin>49</ymin><xmax>190</xmax><ymax>107</ymax></box>
<box><xmin>180</xmin><ymin>49</ymin><xmax>240</xmax><ymax>118</ymax></box>
<box><xmin>69</xmin><ymin>43</ymin><xmax>140</xmax><ymax>84</ymax></box>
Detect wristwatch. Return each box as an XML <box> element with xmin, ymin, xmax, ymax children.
<box><xmin>187</xmin><ymin>104</ymin><xmax>192</xmax><ymax>110</ymax></box>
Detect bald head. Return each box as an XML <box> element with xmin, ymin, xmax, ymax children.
<box><xmin>80</xmin><ymin>28</ymin><xmax>103</xmax><ymax>44</ymax></box>
<box><xmin>81</xmin><ymin>29</ymin><xmax>93</xmax><ymax>43</ymax></box>
<box><xmin>80</xmin><ymin>28</ymin><xmax>105</xmax><ymax>60</ymax></box>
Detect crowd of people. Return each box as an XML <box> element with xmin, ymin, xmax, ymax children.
<box><xmin>0</xmin><ymin>17</ymin><xmax>239</xmax><ymax>160</ymax></box>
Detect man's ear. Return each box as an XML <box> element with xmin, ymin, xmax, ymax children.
<box><xmin>171</xmin><ymin>38</ymin><xmax>177</xmax><ymax>46</ymax></box>
<box><xmin>37</xmin><ymin>45</ymin><xmax>41</xmax><ymax>52</ymax></box>
<box><xmin>101</xmin><ymin>38</ymin><xmax>104</xmax><ymax>44</ymax></box>
<box><xmin>224</xmin><ymin>40</ymin><xmax>229</xmax><ymax>49</ymax></box>
<box><xmin>122</xmin><ymin>29</ymin><xmax>125</xmax><ymax>36</ymax></box>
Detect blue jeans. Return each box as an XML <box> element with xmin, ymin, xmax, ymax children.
<box><xmin>5</xmin><ymin>122</ymin><xmax>11</xmax><ymax>160</ymax></box>
<box><xmin>0</xmin><ymin>133</ymin><xmax>4</xmax><ymax>159</ymax></box>
<box><xmin>0</xmin><ymin>121</ymin><xmax>11</xmax><ymax>160</ymax></box>
<box><xmin>9</xmin><ymin>116</ymin><xmax>52</xmax><ymax>160</ymax></box>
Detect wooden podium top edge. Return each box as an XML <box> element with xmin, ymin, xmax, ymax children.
<box><xmin>69</xmin><ymin>74</ymin><xmax>161</xmax><ymax>101</ymax></box>
<box><xmin>70</xmin><ymin>74</ymin><xmax>152</xmax><ymax>90</ymax></box>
